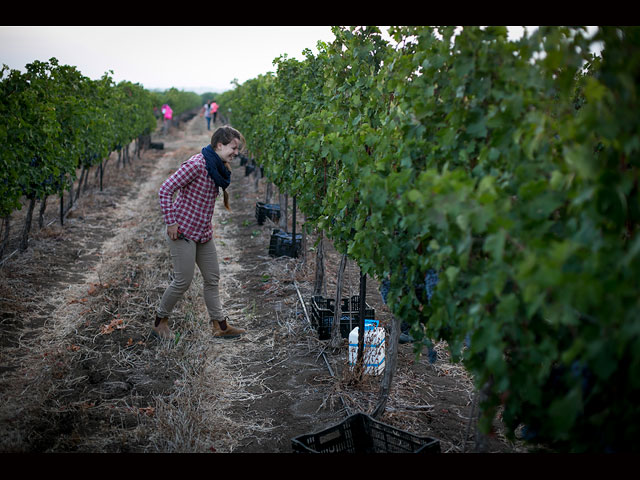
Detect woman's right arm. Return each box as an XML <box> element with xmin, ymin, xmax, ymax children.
<box><xmin>158</xmin><ymin>158</ymin><xmax>200</xmax><ymax>237</ymax></box>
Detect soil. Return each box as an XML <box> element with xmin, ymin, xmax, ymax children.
<box><xmin>0</xmin><ymin>115</ymin><xmax>528</xmax><ymax>453</ymax></box>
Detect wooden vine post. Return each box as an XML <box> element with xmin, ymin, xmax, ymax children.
<box><xmin>355</xmin><ymin>269</ymin><xmax>366</xmax><ymax>379</ymax></box>
<box><xmin>329</xmin><ymin>254</ymin><xmax>347</xmax><ymax>349</ymax></box>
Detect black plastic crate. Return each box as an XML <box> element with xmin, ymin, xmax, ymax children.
<box><xmin>310</xmin><ymin>295</ymin><xmax>375</xmax><ymax>340</ymax></box>
<box><xmin>255</xmin><ymin>201</ymin><xmax>281</xmax><ymax>225</ymax></box>
<box><xmin>291</xmin><ymin>413</ymin><xmax>441</xmax><ymax>453</ymax></box>
<box><xmin>269</xmin><ymin>229</ymin><xmax>302</xmax><ymax>258</ymax></box>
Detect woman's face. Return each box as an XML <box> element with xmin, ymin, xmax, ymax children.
<box><xmin>215</xmin><ymin>138</ymin><xmax>240</xmax><ymax>163</ymax></box>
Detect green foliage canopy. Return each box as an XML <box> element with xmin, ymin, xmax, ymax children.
<box><xmin>220</xmin><ymin>26</ymin><xmax>640</xmax><ymax>452</ymax></box>
<box><xmin>0</xmin><ymin>58</ymin><xmax>157</xmax><ymax>217</ymax></box>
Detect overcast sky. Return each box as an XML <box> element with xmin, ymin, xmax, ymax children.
<box><xmin>0</xmin><ymin>26</ymin><xmax>339</xmax><ymax>93</ymax></box>
<box><xmin>0</xmin><ymin>26</ymin><xmax>551</xmax><ymax>94</ymax></box>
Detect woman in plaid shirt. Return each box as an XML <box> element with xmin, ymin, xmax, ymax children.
<box><xmin>153</xmin><ymin>126</ymin><xmax>247</xmax><ymax>339</ymax></box>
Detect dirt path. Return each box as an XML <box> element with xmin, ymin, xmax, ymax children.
<box><xmin>0</xmin><ymin>115</ymin><xmax>526</xmax><ymax>453</ymax></box>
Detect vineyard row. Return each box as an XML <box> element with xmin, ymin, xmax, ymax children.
<box><xmin>217</xmin><ymin>26</ymin><xmax>640</xmax><ymax>452</ymax></box>
<box><xmin>0</xmin><ymin>58</ymin><xmax>203</xmax><ymax>256</ymax></box>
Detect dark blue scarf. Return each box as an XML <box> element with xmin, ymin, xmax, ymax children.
<box><xmin>201</xmin><ymin>144</ymin><xmax>231</xmax><ymax>192</ymax></box>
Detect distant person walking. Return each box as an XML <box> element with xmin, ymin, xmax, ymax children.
<box><xmin>153</xmin><ymin>125</ymin><xmax>247</xmax><ymax>340</ymax></box>
<box><xmin>162</xmin><ymin>103</ymin><xmax>173</xmax><ymax>136</ymax></box>
<box><xmin>211</xmin><ymin>100</ymin><xmax>219</xmax><ymax>124</ymax></box>
<box><xmin>202</xmin><ymin>101</ymin><xmax>213</xmax><ymax>130</ymax></box>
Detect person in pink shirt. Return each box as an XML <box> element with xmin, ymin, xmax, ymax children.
<box><xmin>153</xmin><ymin>125</ymin><xmax>246</xmax><ymax>339</ymax></box>
<box><xmin>211</xmin><ymin>100</ymin><xmax>218</xmax><ymax>124</ymax></box>
<box><xmin>162</xmin><ymin>103</ymin><xmax>173</xmax><ymax>120</ymax></box>
<box><xmin>162</xmin><ymin>104</ymin><xmax>173</xmax><ymax>135</ymax></box>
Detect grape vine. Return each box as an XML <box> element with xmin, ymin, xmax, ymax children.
<box><xmin>1</xmin><ymin>58</ymin><xmax>162</xmax><ymax>254</ymax></box>
<box><xmin>218</xmin><ymin>26</ymin><xmax>640</xmax><ymax>452</ymax></box>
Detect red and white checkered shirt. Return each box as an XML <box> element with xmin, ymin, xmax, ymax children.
<box><xmin>158</xmin><ymin>153</ymin><xmax>219</xmax><ymax>243</ymax></box>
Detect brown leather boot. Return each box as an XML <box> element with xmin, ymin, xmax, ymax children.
<box><xmin>152</xmin><ymin>315</ymin><xmax>173</xmax><ymax>340</ymax></box>
<box><xmin>212</xmin><ymin>317</ymin><xmax>246</xmax><ymax>339</ymax></box>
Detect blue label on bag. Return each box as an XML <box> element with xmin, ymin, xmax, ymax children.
<box><xmin>349</xmin><ymin>357</ymin><xmax>385</xmax><ymax>368</ymax></box>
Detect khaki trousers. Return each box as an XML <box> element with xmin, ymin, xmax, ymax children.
<box><xmin>157</xmin><ymin>233</ymin><xmax>224</xmax><ymax>322</ymax></box>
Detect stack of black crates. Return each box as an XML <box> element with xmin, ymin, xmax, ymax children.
<box><xmin>268</xmin><ymin>229</ymin><xmax>302</xmax><ymax>258</ymax></box>
<box><xmin>310</xmin><ymin>295</ymin><xmax>375</xmax><ymax>340</ymax></box>
<box><xmin>255</xmin><ymin>201</ymin><xmax>281</xmax><ymax>225</ymax></box>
